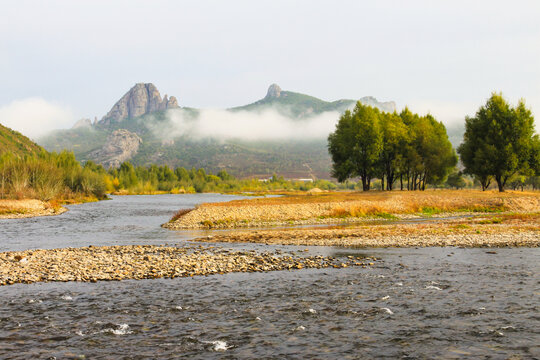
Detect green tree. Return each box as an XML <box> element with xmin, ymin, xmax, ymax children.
<box><xmin>458</xmin><ymin>93</ymin><xmax>539</xmax><ymax>192</ymax></box>
<box><xmin>379</xmin><ymin>112</ymin><xmax>408</xmax><ymax>190</ymax></box>
<box><xmin>526</xmin><ymin>175</ymin><xmax>540</xmax><ymax>190</ymax></box>
<box><xmin>328</xmin><ymin>102</ymin><xmax>383</xmax><ymax>190</ymax></box>
<box><xmin>446</xmin><ymin>170</ymin><xmax>466</xmax><ymax>189</ymax></box>
<box><xmin>119</xmin><ymin>162</ymin><xmax>138</xmax><ymax>189</ymax></box>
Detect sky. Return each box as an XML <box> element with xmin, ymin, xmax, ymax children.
<box><xmin>0</xmin><ymin>0</ymin><xmax>539</xmax><ymax>138</ymax></box>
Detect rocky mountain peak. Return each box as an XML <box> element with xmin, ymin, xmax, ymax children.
<box><xmin>88</xmin><ymin>129</ymin><xmax>142</xmax><ymax>169</ymax></box>
<box><xmin>266</xmin><ymin>84</ymin><xmax>282</xmax><ymax>99</ymax></box>
<box><xmin>71</xmin><ymin>118</ymin><xmax>92</xmax><ymax>129</ymax></box>
<box><xmin>99</xmin><ymin>83</ymin><xmax>179</xmax><ymax>125</ymax></box>
<box><xmin>358</xmin><ymin>96</ymin><xmax>397</xmax><ymax>113</ymax></box>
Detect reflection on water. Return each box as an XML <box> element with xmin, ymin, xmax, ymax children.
<box><xmin>0</xmin><ymin>194</ymin><xmax>538</xmax><ymax>359</ymax></box>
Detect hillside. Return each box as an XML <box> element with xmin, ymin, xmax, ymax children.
<box><xmin>38</xmin><ymin>83</ymin><xmax>397</xmax><ymax>178</ymax></box>
<box><xmin>0</xmin><ymin>123</ymin><xmax>43</xmax><ymax>156</ymax></box>
<box><xmin>41</xmin><ymin>111</ymin><xmax>333</xmax><ymax>178</ymax></box>
<box><xmin>230</xmin><ymin>84</ymin><xmax>396</xmax><ymax>117</ymax></box>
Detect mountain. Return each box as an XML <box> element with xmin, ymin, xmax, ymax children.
<box><xmin>231</xmin><ymin>84</ymin><xmax>396</xmax><ymax>117</ymax></box>
<box><xmin>88</xmin><ymin>129</ymin><xmax>142</xmax><ymax>169</ymax></box>
<box><xmin>0</xmin><ymin>123</ymin><xmax>43</xmax><ymax>156</ymax></box>
<box><xmin>99</xmin><ymin>83</ymin><xmax>179</xmax><ymax>126</ymax></box>
<box><xmin>38</xmin><ymin>83</ymin><xmax>396</xmax><ymax>178</ymax></box>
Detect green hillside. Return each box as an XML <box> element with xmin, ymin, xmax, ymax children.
<box><xmin>231</xmin><ymin>90</ymin><xmax>356</xmax><ymax>118</ymax></box>
<box><xmin>230</xmin><ymin>84</ymin><xmax>396</xmax><ymax>118</ymax></box>
<box><xmin>39</xmin><ymin>111</ymin><xmax>332</xmax><ymax>179</ymax></box>
<box><xmin>0</xmin><ymin>123</ymin><xmax>43</xmax><ymax>156</ymax></box>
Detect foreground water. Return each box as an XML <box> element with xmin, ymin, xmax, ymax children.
<box><xmin>1</xmin><ymin>195</ymin><xmax>539</xmax><ymax>359</ymax></box>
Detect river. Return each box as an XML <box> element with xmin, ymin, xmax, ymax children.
<box><xmin>0</xmin><ymin>194</ymin><xmax>538</xmax><ymax>359</ymax></box>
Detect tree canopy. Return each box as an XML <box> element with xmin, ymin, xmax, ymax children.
<box><xmin>328</xmin><ymin>102</ymin><xmax>457</xmax><ymax>190</ymax></box>
<box><xmin>457</xmin><ymin>93</ymin><xmax>539</xmax><ymax>192</ymax></box>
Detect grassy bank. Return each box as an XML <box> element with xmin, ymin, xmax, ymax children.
<box><xmin>0</xmin><ymin>194</ymin><xmax>103</xmax><ymax>219</ymax></box>
<box><xmin>165</xmin><ymin>190</ymin><xmax>540</xmax><ymax>229</ymax></box>
<box><xmin>0</xmin><ymin>199</ymin><xmax>65</xmax><ymax>219</ymax></box>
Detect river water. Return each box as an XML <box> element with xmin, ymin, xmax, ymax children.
<box><xmin>0</xmin><ymin>194</ymin><xmax>539</xmax><ymax>359</ymax></box>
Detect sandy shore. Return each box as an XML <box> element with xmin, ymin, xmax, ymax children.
<box><xmin>0</xmin><ymin>199</ymin><xmax>67</xmax><ymax>219</ymax></box>
<box><xmin>0</xmin><ymin>245</ymin><xmax>378</xmax><ymax>286</ymax></box>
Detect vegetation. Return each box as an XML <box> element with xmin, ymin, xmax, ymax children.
<box><xmin>167</xmin><ymin>190</ymin><xmax>540</xmax><ymax>230</ymax></box>
<box><xmin>458</xmin><ymin>93</ymin><xmax>540</xmax><ymax>192</ymax></box>
<box><xmin>328</xmin><ymin>102</ymin><xmax>457</xmax><ymax>190</ymax></box>
<box><xmin>0</xmin><ymin>151</ymin><xmax>107</xmax><ymax>201</ymax></box>
<box><xmin>39</xmin><ymin>111</ymin><xmax>335</xmax><ymax>180</ymax></box>
<box><xmin>0</xmin><ymin>123</ymin><xmax>42</xmax><ymax>156</ymax></box>
<box><xmin>105</xmin><ymin>163</ymin><xmax>339</xmax><ymax>194</ymax></box>
<box><xmin>0</xmin><ymin>149</ymin><xmax>329</xmax><ymax>202</ymax></box>
<box><xmin>446</xmin><ymin>170</ymin><xmax>467</xmax><ymax>189</ymax></box>
<box><xmin>230</xmin><ymin>90</ymin><xmax>356</xmax><ymax>118</ymax></box>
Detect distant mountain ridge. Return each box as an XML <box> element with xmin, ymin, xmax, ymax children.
<box><xmin>39</xmin><ymin>83</ymin><xmax>397</xmax><ymax>178</ymax></box>
<box><xmin>230</xmin><ymin>84</ymin><xmax>396</xmax><ymax>117</ymax></box>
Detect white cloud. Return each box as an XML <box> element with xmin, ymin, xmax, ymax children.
<box><xmin>409</xmin><ymin>95</ymin><xmax>539</xmax><ymax>131</ymax></box>
<box><xmin>151</xmin><ymin>108</ymin><xmax>341</xmax><ymax>141</ymax></box>
<box><xmin>0</xmin><ymin>98</ymin><xmax>74</xmax><ymax>139</ymax></box>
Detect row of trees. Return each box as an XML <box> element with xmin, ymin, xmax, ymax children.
<box><xmin>106</xmin><ymin>162</ymin><xmax>339</xmax><ymax>194</ymax></box>
<box><xmin>328</xmin><ymin>103</ymin><xmax>457</xmax><ymax>191</ymax></box>
<box><xmin>458</xmin><ymin>93</ymin><xmax>539</xmax><ymax>192</ymax></box>
<box><xmin>0</xmin><ymin>150</ymin><xmax>341</xmax><ymax>201</ymax></box>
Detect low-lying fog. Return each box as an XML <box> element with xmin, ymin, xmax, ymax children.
<box><xmin>147</xmin><ymin>108</ymin><xmax>343</xmax><ymax>141</ymax></box>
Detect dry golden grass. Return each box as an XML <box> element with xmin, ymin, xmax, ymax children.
<box><xmin>169</xmin><ymin>208</ymin><xmax>194</xmax><ymax>223</ymax></box>
<box><xmin>0</xmin><ymin>198</ymin><xmax>75</xmax><ymax>218</ymax></box>
<box><xmin>167</xmin><ymin>189</ymin><xmax>540</xmax><ymax>230</ymax></box>
<box><xmin>203</xmin><ymin>190</ymin><xmax>539</xmax><ymax>215</ymax></box>
<box><xmin>192</xmin><ymin>214</ymin><xmax>540</xmax><ymax>247</ymax></box>
<box><xmin>0</xmin><ymin>199</ymin><xmax>47</xmax><ymax>216</ymax></box>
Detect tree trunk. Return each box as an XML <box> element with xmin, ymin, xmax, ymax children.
<box><xmin>406</xmin><ymin>171</ymin><xmax>410</xmax><ymax>191</ymax></box>
<box><xmin>481</xmin><ymin>178</ymin><xmax>491</xmax><ymax>191</ymax></box>
<box><xmin>400</xmin><ymin>174</ymin><xmax>403</xmax><ymax>191</ymax></box>
<box><xmin>361</xmin><ymin>176</ymin><xmax>370</xmax><ymax>191</ymax></box>
<box><xmin>381</xmin><ymin>175</ymin><xmax>385</xmax><ymax>192</ymax></box>
<box><xmin>387</xmin><ymin>170</ymin><xmax>394</xmax><ymax>191</ymax></box>
<box><xmin>495</xmin><ymin>175</ymin><xmax>505</xmax><ymax>192</ymax></box>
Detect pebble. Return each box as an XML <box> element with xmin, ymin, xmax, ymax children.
<box><xmin>0</xmin><ymin>244</ymin><xmax>376</xmax><ymax>286</ymax></box>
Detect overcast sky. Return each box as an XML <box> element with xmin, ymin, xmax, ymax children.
<box><xmin>1</xmin><ymin>0</ymin><xmax>539</xmax><ymax>137</ymax></box>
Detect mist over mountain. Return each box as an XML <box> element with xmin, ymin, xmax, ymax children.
<box><xmin>230</xmin><ymin>84</ymin><xmax>396</xmax><ymax>117</ymax></box>
<box><xmin>38</xmin><ymin>83</ymin><xmax>398</xmax><ymax>178</ymax></box>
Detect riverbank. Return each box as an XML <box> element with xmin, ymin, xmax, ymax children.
<box><xmin>0</xmin><ymin>199</ymin><xmax>67</xmax><ymax>219</ymax></box>
<box><xmin>194</xmin><ymin>214</ymin><xmax>540</xmax><ymax>248</ymax></box>
<box><xmin>164</xmin><ymin>190</ymin><xmax>540</xmax><ymax>229</ymax></box>
<box><xmin>0</xmin><ymin>244</ymin><xmax>377</xmax><ymax>286</ymax></box>
<box><xmin>0</xmin><ymin>195</ymin><xmax>106</xmax><ymax>219</ymax></box>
